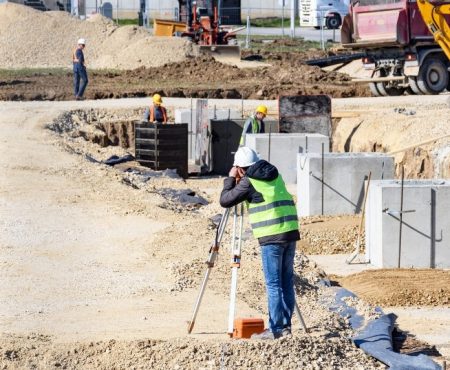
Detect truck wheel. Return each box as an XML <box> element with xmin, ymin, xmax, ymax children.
<box><xmin>405</xmin><ymin>86</ymin><xmax>416</xmax><ymax>95</ymax></box>
<box><xmin>326</xmin><ymin>14</ymin><xmax>341</xmax><ymax>29</ymax></box>
<box><xmin>376</xmin><ymin>82</ymin><xmax>405</xmax><ymax>96</ymax></box>
<box><xmin>369</xmin><ymin>82</ymin><xmax>382</xmax><ymax>97</ymax></box>
<box><xmin>408</xmin><ymin>77</ymin><xmax>423</xmax><ymax>95</ymax></box>
<box><xmin>417</xmin><ymin>57</ymin><xmax>448</xmax><ymax>94</ymax></box>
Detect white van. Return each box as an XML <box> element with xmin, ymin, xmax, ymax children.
<box><xmin>300</xmin><ymin>0</ymin><xmax>350</xmax><ymax>29</ymax></box>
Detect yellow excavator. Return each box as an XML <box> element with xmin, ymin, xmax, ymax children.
<box><xmin>418</xmin><ymin>0</ymin><xmax>450</xmax><ymax>61</ymax></box>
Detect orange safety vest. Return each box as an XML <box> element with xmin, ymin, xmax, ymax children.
<box><xmin>150</xmin><ymin>104</ymin><xmax>167</xmax><ymax>123</ymax></box>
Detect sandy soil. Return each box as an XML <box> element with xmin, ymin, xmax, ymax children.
<box><xmin>333</xmin><ymin>96</ymin><xmax>450</xmax><ymax>179</ymax></box>
<box><xmin>0</xmin><ymin>3</ymin><xmax>197</xmax><ymax>70</ymax></box>
<box><xmin>0</xmin><ymin>99</ymin><xmax>384</xmax><ymax>369</ymax></box>
<box><xmin>1</xmin><ymin>96</ymin><xmax>448</xmax><ymax>368</ymax></box>
<box><xmin>0</xmin><ymin>104</ymin><xmax>263</xmax><ymax>343</ymax></box>
<box><xmin>334</xmin><ymin>269</ymin><xmax>450</xmax><ymax>307</ymax></box>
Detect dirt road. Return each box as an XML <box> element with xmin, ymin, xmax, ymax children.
<box><xmin>0</xmin><ymin>100</ymin><xmax>260</xmax><ymax>343</ymax></box>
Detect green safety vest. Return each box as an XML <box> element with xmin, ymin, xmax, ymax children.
<box><xmin>239</xmin><ymin>116</ymin><xmax>260</xmax><ymax>145</ymax></box>
<box><xmin>247</xmin><ymin>176</ymin><xmax>299</xmax><ymax>239</ymax></box>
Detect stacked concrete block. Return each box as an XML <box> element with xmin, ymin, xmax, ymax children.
<box><xmin>297</xmin><ymin>153</ymin><xmax>395</xmax><ymax>216</ymax></box>
<box><xmin>246</xmin><ymin>133</ymin><xmax>329</xmax><ymax>184</ymax></box>
<box><xmin>365</xmin><ymin>180</ymin><xmax>450</xmax><ymax>268</ymax></box>
<box><xmin>175</xmin><ymin>108</ymin><xmax>241</xmax><ymax>160</ymax></box>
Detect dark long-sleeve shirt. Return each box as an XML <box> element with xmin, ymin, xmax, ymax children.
<box><xmin>73</xmin><ymin>48</ymin><xmax>85</xmax><ymax>67</ymax></box>
<box><xmin>220</xmin><ymin>160</ymin><xmax>300</xmax><ymax>246</ymax></box>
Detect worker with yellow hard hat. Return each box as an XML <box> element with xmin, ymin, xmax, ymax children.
<box><xmin>239</xmin><ymin>105</ymin><xmax>267</xmax><ymax>146</ymax></box>
<box><xmin>144</xmin><ymin>93</ymin><xmax>168</xmax><ymax>123</ymax></box>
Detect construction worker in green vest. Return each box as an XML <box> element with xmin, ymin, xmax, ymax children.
<box><xmin>220</xmin><ymin>147</ymin><xmax>300</xmax><ymax>340</ymax></box>
<box><xmin>239</xmin><ymin>105</ymin><xmax>267</xmax><ymax>146</ymax></box>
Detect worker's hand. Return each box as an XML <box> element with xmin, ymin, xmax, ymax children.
<box><xmin>229</xmin><ymin>166</ymin><xmax>239</xmax><ymax>178</ymax></box>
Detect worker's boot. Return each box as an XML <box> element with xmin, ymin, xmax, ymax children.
<box><xmin>281</xmin><ymin>326</ymin><xmax>292</xmax><ymax>337</ymax></box>
<box><xmin>251</xmin><ymin>329</ymin><xmax>281</xmax><ymax>340</ymax></box>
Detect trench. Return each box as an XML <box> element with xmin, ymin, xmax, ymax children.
<box><xmin>48</xmin><ymin>108</ymin><xmax>449</xmax><ymax>181</ymax></box>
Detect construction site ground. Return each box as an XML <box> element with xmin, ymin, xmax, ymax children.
<box><xmin>0</xmin><ymin>52</ymin><xmax>370</xmax><ymax>102</ymax></box>
<box><xmin>1</xmin><ymin>4</ymin><xmax>449</xmax><ymax>367</ymax></box>
<box><xmin>1</xmin><ymin>97</ymin><xmax>449</xmax><ymax>369</ymax></box>
<box><xmin>0</xmin><ymin>3</ymin><xmax>371</xmax><ymax>101</ymax></box>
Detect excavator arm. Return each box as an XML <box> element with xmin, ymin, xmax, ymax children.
<box><xmin>417</xmin><ymin>0</ymin><xmax>450</xmax><ymax>60</ymax></box>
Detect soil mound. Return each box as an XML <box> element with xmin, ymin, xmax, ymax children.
<box><xmin>0</xmin><ymin>3</ymin><xmax>197</xmax><ymax>69</ymax></box>
<box><xmin>335</xmin><ymin>269</ymin><xmax>450</xmax><ymax>307</ymax></box>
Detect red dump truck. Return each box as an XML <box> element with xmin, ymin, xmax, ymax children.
<box><xmin>341</xmin><ymin>0</ymin><xmax>450</xmax><ymax>96</ymax></box>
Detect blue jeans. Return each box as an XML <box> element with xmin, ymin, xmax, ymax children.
<box><xmin>261</xmin><ymin>241</ymin><xmax>296</xmax><ymax>334</ymax></box>
<box><xmin>73</xmin><ymin>65</ymin><xmax>88</xmax><ymax>98</ymax></box>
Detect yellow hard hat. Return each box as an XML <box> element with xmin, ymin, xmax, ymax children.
<box><xmin>256</xmin><ymin>105</ymin><xmax>267</xmax><ymax>115</ymax></box>
<box><xmin>153</xmin><ymin>93</ymin><xmax>162</xmax><ymax>105</ymax></box>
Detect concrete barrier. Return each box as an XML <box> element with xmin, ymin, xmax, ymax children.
<box><xmin>365</xmin><ymin>179</ymin><xmax>450</xmax><ymax>268</ymax></box>
<box><xmin>246</xmin><ymin>133</ymin><xmax>329</xmax><ymax>184</ymax></box>
<box><xmin>175</xmin><ymin>108</ymin><xmax>241</xmax><ymax>160</ymax></box>
<box><xmin>297</xmin><ymin>153</ymin><xmax>394</xmax><ymax>216</ymax></box>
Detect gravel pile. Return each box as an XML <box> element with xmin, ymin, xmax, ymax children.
<box><xmin>299</xmin><ymin>216</ymin><xmax>365</xmax><ymax>255</ymax></box>
<box><xmin>0</xmin><ymin>3</ymin><xmax>197</xmax><ymax>69</ymax></box>
<box><xmin>300</xmin><ymin>226</ymin><xmax>363</xmax><ymax>254</ymax></box>
<box><xmin>0</xmin><ymin>333</ymin><xmax>382</xmax><ymax>370</ymax></box>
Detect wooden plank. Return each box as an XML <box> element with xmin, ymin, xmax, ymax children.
<box><xmin>332</xmin><ymin>111</ymin><xmax>361</xmax><ymax>118</ymax></box>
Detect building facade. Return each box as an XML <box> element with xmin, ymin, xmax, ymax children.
<box><xmin>6</xmin><ymin>0</ymin><xmax>296</xmax><ymax>21</ymax></box>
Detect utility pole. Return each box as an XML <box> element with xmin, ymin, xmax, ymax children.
<box><xmin>290</xmin><ymin>0</ymin><xmax>295</xmax><ymax>38</ymax></box>
<box><xmin>218</xmin><ymin>0</ymin><xmax>222</xmax><ymax>25</ymax></box>
<box><xmin>143</xmin><ymin>0</ymin><xmax>150</xmax><ymax>28</ymax></box>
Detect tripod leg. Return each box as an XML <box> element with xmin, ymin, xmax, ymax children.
<box><xmin>187</xmin><ymin>209</ymin><xmax>231</xmax><ymax>334</ymax></box>
<box><xmin>227</xmin><ymin>204</ymin><xmax>244</xmax><ymax>336</ymax></box>
<box><xmin>295</xmin><ymin>301</ymin><xmax>309</xmax><ymax>334</ymax></box>
<box><xmin>187</xmin><ymin>267</ymin><xmax>212</xmax><ymax>334</ymax></box>
<box><xmin>228</xmin><ymin>262</ymin><xmax>239</xmax><ymax>336</ymax></box>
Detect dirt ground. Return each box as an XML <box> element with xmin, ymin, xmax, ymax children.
<box><xmin>0</xmin><ymin>54</ymin><xmax>370</xmax><ymax>101</ymax></box>
<box><xmin>333</xmin><ymin>269</ymin><xmax>450</xmax><ymax>307</ymax></box>
<box><xmin>0</xmin><ymin>3</ymin><xmax>371</xmax><ymax>101</ymax></box>
<box><xmin>0</xmin><ymin>99</ymin><xmax>386</xmax><ymax>369</ymax></box>
<box><xmin>1</xmin><ymin>97</ymin><xmax>449</xmax><ymax>368</ymax></box>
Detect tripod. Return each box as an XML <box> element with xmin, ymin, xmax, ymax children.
<box><xmin>187</xmin><ymin>204</ymin><xmax>309</xmax><ymax>336</ymax></box>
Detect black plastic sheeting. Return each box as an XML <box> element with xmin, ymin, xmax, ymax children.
<box><xmin>325</xmin><ymin>287</ymin><xmax>382</xmax><ymax>331</ymax></box>
<box><xmin>353</xmin><ymin>314</ymin><xmax>441</xmax><ymax>370</ymax></box>
<box><xmin>157</xmin><ymin>188</ymin><xmax>208</xmax><ymax>206</ymax></box>
<box><xmin>324</xmin><ymin>285</ymin><xmax>442</xmax><ymax>370</ymax></box>
<box><xmin>103</xmin><ymin>154</ymin><xmax>134</xmax><ymax>166</ymax></box>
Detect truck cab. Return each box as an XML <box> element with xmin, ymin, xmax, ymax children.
<box><xmin>300</xmin><ymin>0</ymin><xmax>350</xmax><ymax>29</ymax></box>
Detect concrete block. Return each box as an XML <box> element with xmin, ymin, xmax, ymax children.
<box><xmin>365</xmin><ymin>180</ymin><xmax>450</xmax><ymax>268</ymax></box>
<box><xmin>246</xmin><ymin>133</ymin><xmax>329</xmax><ymax>184</ymax></box>
<box><xmin>175</xmin><ymin>108</ymin><xmax>242</xmax><ymax>130</ymax></box>
<box><xmin>175</xmin><ymin>108</ymin><xmax>241</xmax><ymax>160</ymax></box>
<box><xmin>297</xmin><ymin>153</ymin><xmax>395</xmax><ymax>216</ymax></box>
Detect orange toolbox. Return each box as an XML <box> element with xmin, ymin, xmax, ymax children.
<box><xmin>232</xmin><ymin>318</ymin><xmax>265</xmax><ymax>339</ymax></box>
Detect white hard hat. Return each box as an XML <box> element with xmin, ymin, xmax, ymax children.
<box><xmin>233</xmin><ymin>147</ymin><xmax>259</xmax><ymax>167</ymax></box>
<box><xmin>77</xmin><ymin>38</ymin><xmax>86</xmax><ymax>45</ymax></box>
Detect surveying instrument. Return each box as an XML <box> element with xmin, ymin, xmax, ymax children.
<box><xmin>187</xmin><ymin>203</ymin><xmax>309</xmax><ymax>336</ymax></box>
